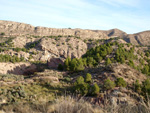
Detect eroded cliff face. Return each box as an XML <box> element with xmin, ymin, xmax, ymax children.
<box><xmin>39</xmin><ymin>37</ymin><xmax>87</xmax><ymax>59</ymax></box>
<box><xmin>0</xmin><ymin>20</ymin><xmax>108</xmax><ymax>40</ymax></box>
<box><xmin>124</xmin><ymin>31</ymin><xmax>150</xmax><ymax>46</ymax></box>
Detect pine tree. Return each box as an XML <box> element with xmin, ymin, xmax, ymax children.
<box><xmin>74</xmin><ymin>76</ymin><xmax>89</xmax><ymax>95</ymax></box>
<box><xmin>85</xmin><ymin>73</ymin><xmax>92</xmax><ymax>83</ymax></box>
<box><xmin>76</xmin><ymin>58</ymin><xmax>84</xmax><ymax>71</ymax></box>
<box><xmin>91</xmin><ymin>83</ymin><xmax>100</xmax><ymax>96</ymax></box>
<box><xmin>75</xmin><ymin>76</ymin><xmax>84</xmax><ymax>85</ymax></box>
<box><xmin>105</xmin><ymin>58</ymin><xmax>112</xmax><ymax>66</ymax></box>
<box><xmin>64</xmin><ymin>57</ymin><xmax>71</xmax><ymax>71</ymax></box>
<box><xmin>70</xmin><ymin>58</ymin><xmax>77</xmax><ymax>71</ymax></box>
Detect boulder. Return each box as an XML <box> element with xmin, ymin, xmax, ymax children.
<box><xmin>47</xmin><ymin>58</ymin><xmax>64</xmax><ymax>69</ymax></box>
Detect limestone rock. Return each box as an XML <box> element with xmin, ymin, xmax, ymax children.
<box><xmin>39</xmin><ymin>37</ymin><xmax>87</xmax><ymax>59</ymax></box>
<box><xmin>0</xmin><ymin>62</ymin><xmax>37</xmax><ymax>75</ymax></box>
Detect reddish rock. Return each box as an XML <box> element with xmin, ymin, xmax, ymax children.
<box><xmin>48</xmin><ymin>57</ymin><xmax>64</xmax><ymax>69</ymax></box>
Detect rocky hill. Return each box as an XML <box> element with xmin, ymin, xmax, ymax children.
<box><xmin>0</xmin><ymin>20</ymin><xmax>108</xmax><ymax>40</ymax></box>
<box><xmin>0</xmin><ymin>20</ymin><xmax>150</xmax><ymax>113</ymax></box>
<box><xmin>1</xmin><ymin>20</ymin><xmax>150</xmax><ymax>46</ymax></box>
<box><xmin>124</xmin><ymin>31</ymin><xmax>150</xmax><ymax>46</ymax></box>
<box><xmin>0</xmin><ymin>20</ymin><xmax>150</xmax><ymax>74</ymax></box>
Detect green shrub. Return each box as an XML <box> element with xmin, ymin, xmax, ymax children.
<box><xmin>75</xmin><ymin>76</ymin><xmax>84</xmax><ymax>85</ymax></box>
<box><xmin>90</xmin><ymin>83</ymin><xmax>100</xmax><ymax>96</ymax></box>
<box><xmin>128</xmin><ymin>60</ymin><xmax>135</xmax><ymax>68</ymax></box>
<box><xmin>74</xmin><ymin>76</ymin><xmax>89</xmax><ymax>95</ymax></box>
<box><xmin>105</xmin><ymin>58</ymin><xmax>112</xmax><ymax>66</ymax></box>
<box><xmin>58</xmin><ymin>64</ymin><xmax>64</xmax><ymax>71</ymax></box>
<box><xmin>13</xmin><ymin>47</ymin><xmax>22</xmax><ymax>52</ymax></box>
<box><xmin>142</xmin><ymin>79</ymin><xmax>150</xmax><ymax>95</ymax></box>
<box><xmin>64</xmin><ymin>57</ymin><xmax>71</xmax><ymax>71</ymax></box>
<box><xmin>26</xmin><ymin>40</ymin><xmax>40</xmax><ymax>49</ymax></box>
<box><xmin>0</xmin><ymin>32</ymin><xmax>5</xmax><ymax>35</ymax></box>
<box><xmin>115</xmin><ymin>77</ymin><xmax>127</xmax><ymax>87</ymax></box>
<box><xmin>64</xmin><ymin>58</ymin><xmax>84</xmax><ymax>72</ymax></box>
<box><xmin>142</xmin><ymin>65</ymin><xmax>149</xmax><ymax>75</ymax></box>
<box><xmin>145</xmin><ymin>52</ymin><xmax>150</xmax><ymax>57</ymax></box>
<box><xmin>104</xmin><ymin>78</ymin><xmax>115</xmax><ymax>90</ymax></box>
<box><xmin>0</xmin><ymin>54</ymin><xmax>24</xmax><ymax>63</ymax></box>
<box><xmin>134</xmin><ymin>80</ymin><xmax>141</xmax><ymax>93</ymax></box>
<box><xmin>85</xmin><ymin>73</ymin><xmax>92</xmax><ymax>83</ymax></box>
<box><xmin>139</xmin><ymin>58</ymin><xmax>145</xmax><ymax>65</ymax></box>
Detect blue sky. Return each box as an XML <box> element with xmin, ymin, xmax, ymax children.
<box><xmin>0</xmin><ymin>0</ymin><xmax>150</xmax><ymax>34</ymax></box>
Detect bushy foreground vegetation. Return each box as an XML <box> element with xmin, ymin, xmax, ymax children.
<box><xmin>1</xmin><ymin>96</ymin><xmax>150</xmax><ymax>113</ymax></box>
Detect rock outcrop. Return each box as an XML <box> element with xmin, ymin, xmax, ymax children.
<box><xmin>39</xmin><ymin>37</ymin><xmax>87</xmax><ymax>59</ymax></box>
<box><xmin>0</xmin><ymin>62</ymin><xmax>37</xmax><ymax>75</ymax></box>
<box><xmin>47</xmin><ymin>58</ymin><xmax>64</xmax><ymax>69</ymax></box>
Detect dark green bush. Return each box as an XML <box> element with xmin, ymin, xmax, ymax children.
<box><xmin>115</xmin><ymin>77</ymin><xmax>127</xmax><ymax>87</ymax></box>
<box><xmin>142</xmin><ymin>65</ymin><xmax>149</xmax><ymax>75</ymax></box>
<box><xmin>58</xmin><ymin>64</ymin><xmax>64</xmax><ymax>71</ymax></box>
<box><xmin>0</xmin><ymin>54</ymin><xmax>24</xmax><ymax>63</ymax></box>
<box><xmin>142</xmin><ymin>79</ymin><xmax>150</xmax><ymax>95</ymax></box>
<box><xmin>0</xmin><ymin>32</ymin><xmax>5</xmax><ymax>35</ymax></box>
<box><xmin>105</xmin><ymin>58</ymin><xmax>112</xmax><ymax>66</ymax></box>
<box><xmin>85</xmin><ymin>73</ymin><xmax>92</xmax><ymax>83</ymax></box>
<box><xmin>90</xmin><ymin>83</ymin><xmax>100</xmax><ymax>96</ymax></box>
<box><xmin>64</xmin><ymin>58</ymin><xmax>84</xmax><ymax>71</ymax></box>
<box><xmin>74</xmin><ymin>76</ymin><xmax>89</xmax><ymax>95</ymax></box>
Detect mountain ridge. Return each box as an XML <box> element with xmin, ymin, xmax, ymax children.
<box><xmin>0</xmin><ymin>20</ymin><xmax>150</xmax><ymax>45</ymax></box>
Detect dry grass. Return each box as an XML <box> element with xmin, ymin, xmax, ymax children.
<box><xmin>48</xmin><ymin>96</ymin><xmax>102</xmax><ymax>113</ymax></box>
<box><xmin>1</xmin><ymin>96</ymin><xmax>150</xmax><ymax>113</ymax></box>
